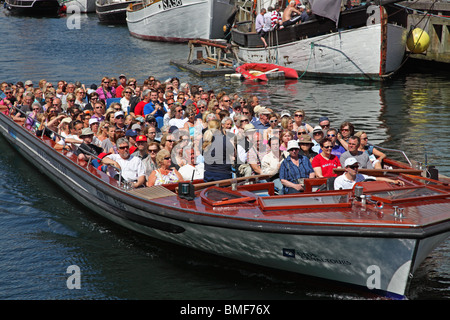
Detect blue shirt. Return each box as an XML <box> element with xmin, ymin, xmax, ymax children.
<box><xmin>279</xmin><ymin>155</ymin><xmax>314</xmax><ymax>194</ymax></box>
<box><xmin>252</xmin><ymin>119</ymin><xmax>270</xmax><ymax>130</ymax></box>
<box><xmin>143</xmin><ymin>101</ymin><xmax>166</xmax><ymax>118</ymax></box>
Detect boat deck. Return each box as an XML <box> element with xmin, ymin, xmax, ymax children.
<box><xmin>3</xmin><ymin>112</ymin><xmax>450</xmax><ymax>234</ymax></box>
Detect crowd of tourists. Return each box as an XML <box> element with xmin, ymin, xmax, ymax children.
<box><xmin>0</xmin><ymin>74</ymin><xmax>403</xmax><ymax>193</ymax></box>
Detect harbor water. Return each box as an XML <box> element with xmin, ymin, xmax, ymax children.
<box><xmin>0</xmin><ymin>11</ymin><xmax>448</xmax><ymax>300</ymax></box>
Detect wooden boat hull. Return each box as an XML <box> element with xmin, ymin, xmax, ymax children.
<box><xmin>126</xmin><ymin>0</ymin><xmax>235</xmax><ymax>42</ymax></box>
<box><xmin>96</xmin><ymin>0</ymin><xmax>139</xmax><ymax>24</ymax></box>
<box><xmin>4</xmin><ymin>0</ymin><xmax>62</xmax><ymax>15</ymax></box>
<box><xmin>231</xmin><ymin>4</ymin><xmax>408</xmax><ymax>80</ymax></box>
<box><xmin>0</xmin><ymin>112</ymin><xmax>449</xmax><ymax>299</ymax></box>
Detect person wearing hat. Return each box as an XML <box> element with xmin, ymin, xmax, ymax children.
<box><xmin>318</xmin><ymin>116</ymin><xmax>330</xmax><ymax>130</ymax></box>
<box><xmin>114</xmin><ymin>110</ymin><xmax>126</xmax><ymax>131</ymax></box>
<box><xmin>125</xmin><ymin>129</ymin><xmax>138</xmax><ymax>154</ymax></box>
<box><xmin>131</xmin><ymin>135</ymin><xmax>155</xmax><ymax>177</ymax></box>
<box><xmin>298</xmin><ymin>134</ymin><xmax>317</xmax><ymax>162</ymax></box>
<box><xmin>279</xmin><ymin>140</ymin><xmax>315</xmax><ymax>194</ymax></box>
<box><xmin>115</xmin><ymin>74</ymin><xmax>127</xmax><ymax>98</ymax></box>
<box><xmin>77</xmin><ymin>127</ymin><xmax>104</xmax><ymax>166</ymax></box>
<box><xmin>334</xmin><ymin>157</ymin><xmax>404</xmax><ymax>190</ymax></box>
<box><xmin>252</xmin><ymin>107</ymin><xmax>272</xmax><ymax>130</ymax></box>
<box><xmin>311</xmin><ymin>125</ymin><xmax>324</xmax><ymax>153</ymax></box>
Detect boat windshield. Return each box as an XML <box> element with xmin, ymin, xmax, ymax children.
<box><xmin>370</xmin><ymin>186</ymin><xmax>448</xmax><ymax>204</ymax></box>
<box><xmin>258</xmin><ymin>192</ymin><xmax>351</xmax><ymax>211</ymax></box>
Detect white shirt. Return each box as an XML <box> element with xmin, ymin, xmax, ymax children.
<box><xmin>106</xmin><ymin>154</ymin><xmax>146</xmax><ymax>182</ymax></box>
<box><xmin>178</xmin><ymin>163</ymin><xmax>204</xmax><ymax>180</ymax></box>
<box><xmin>334</xmin><ymin>173</ymin><xmax>375</xmax><ymax>190</ymax></box>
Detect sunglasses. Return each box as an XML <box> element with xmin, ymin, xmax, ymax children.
<box><xmin>118</xmin><ymin>146</ymin><xmax>129</xmax><ymax>150</ymax></box>
<box><xmin>149</xmin><ymin>149</ymin><xmax>158</xmax><ymax>153</ymax></box>
<box><xmin>270</xmin><ymin>120</ymin><xmax>278</xmax><ymax>123</ymax></box>
<box><xmin>298</xmin><ymin>131</ymin><xmax>307</xmax><ymax>134</ymax></box>
<box><xmin>294</xmin><ymin>114</ymin><xmax>303</xmax><ymax>117</ymax></box>
<box><xmin>327</xmin><ymin>134</ymin><xmax>336</xmax><ymax>137</ymax></box>
<box><xmin>164</xmin><ymin>157</ymin><xmax>171</xmax><ymax>160</ymax></box>
<box><xmin>322</xmin><ymin>145</ymin><xmax>332</xmax><ymax>149</ymax></box>
<box><xmin>348</xmin><ymin>165</ymin><xmax>359</xmax><ymax>169</ymax></box>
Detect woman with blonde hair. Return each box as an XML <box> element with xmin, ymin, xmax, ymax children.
<box><xmin>147</xmin><ymin>149</ymin><xmax>183</xmax><ymax>186</ymax></box>
<box><xmin>292</xmin><ymin>109</ymin><xmax>313</xmax><ymax>133</ymax></box>
<box><xmin>354</xmin><ymin>131</ymin><xmax>385</xmax><ymax>169</ymax></box>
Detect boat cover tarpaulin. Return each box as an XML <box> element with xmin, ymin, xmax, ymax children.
<box><xmin>310</xmin><ymin>0</ymin><xmax>342</xmax><ymax>26</ymax></box>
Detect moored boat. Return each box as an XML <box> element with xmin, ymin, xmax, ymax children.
<box><xmin>126</xmin><ymin>0</ymin><xmax>236</xmax><ymax>42</ymax></box>
<box><xmin>0</xmin><ymin>107</ymin><xmax>449</xmax><ymax>299</ymax></box>
<box><xmin>4</xmin><ymin>0</ymin><xmax>63</xmax><ymax>15</ymax></box>
<box><xmin>236</xmin><ymin>62</ymin><xmax>299</xmax><ymax>81</ymax></box>
<box><xmin>231</xmin><ymin>0</ymin><xmax>409</xmax><ymax>81</ymax></box>
<box><xmin>60</xmin><ymin>0</ymin><xmax>96</xmax><ymax>12</ymax></box>
<box><xmin>96</xmin><ymin>0</ymin><xmax>139</xmax><ymax>24</ymax></box>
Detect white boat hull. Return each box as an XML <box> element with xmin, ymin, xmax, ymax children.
<box><xmin>236</xmin><ymin>23</ymin><xmax>407</xmax><ymax>80</ymax></box>
<box><xmin>126</xmin><ymin>0</ymin><xmax>235</xmax><ymax>42</ymax></box>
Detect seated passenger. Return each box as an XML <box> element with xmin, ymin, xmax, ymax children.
<box><xmin>101</xmin><ymin>137</ymin><xmax>146</xmax><ymax>188</ymax></box>
<box><xmin>339</xmin><ymin>136</ymin><xmax>374</xmax><ymax>169</ymax></box>
<box><xmin>312</xmin><ymin>138</ymin><xmax>342</xmax><ymax>178</ymax></box>
<box><xmin>261</xmin><ymin>136</ymin><xmax>284</xmax><ymax>194</ymax></box>
<box><xmin>282</xmin><ymin>1</ymin><xmax>302</xmax><ymax>27</ymax></box>
<box><xmin>334</xmin><ymin>158</ymin><xmax>404</xmax><ymax>190</ymax></box>
<box><xmin>279</xmin><ymin>140</ymin><xmax>315</xmax><ymax>194</ymax></box>
<box><xmin>297</xmin><ymin>134</ymin><xmax>317</xmax><ymax>162</ymax></box>
<box><xmin>147</xmin><ymin>149</ymin><xmax>183</xmax><ymax>187</ymax></box>
<box><xmin>202</xmin><ymin>128</ymin><xmax>234</xmax><ymax>182</ymax></box>
<box><xmin>355</xmin><ymin>131</ymin><xmax>386</xmax><ymax>169</ymax></box>
<box><xmin>324</xmin><ymin>128</ymin><xmax>346</xmax><ymax>158</ymax></box>
<box><xmin>76</xmin><ymin>128</ymin><xmax>104</xmax><ymax>168</ymax></box>
<box><xmin>178</xmin><ymin>148</ymin><xmax>204</xmax><ymax>181</ymax></box>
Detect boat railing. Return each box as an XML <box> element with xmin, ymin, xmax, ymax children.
<box><xmin>373</xmin><ymin>145</ymin><xmax>413</xmax><ymax>168</ymax></box>
<box><xmin>4</xmin><ymin>104</ymin><xmax>127</xmax><ymax>188</ymax></box>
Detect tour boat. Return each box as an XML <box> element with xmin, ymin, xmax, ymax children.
<box><xmin>4</xmin><ymin>0</ymin><xmax>63</xmax><ymax>15</ymax></box>
<box><xmin>235</xmin><ymin>63</ymin><xmax>299</xmax><ymax>81</ymax></box>
<box><xmin>126</xmin><ymin>0</ymin><xmax>236</xmax><ymax>42</ymax></box>
<box><xmin>0</xmin><ymin>109</ymin><xmax>449</xmax><ymax>299</ymax></box>
<box><xmin>96</xmin><ymin>0</ymin><xmax>139</xmax><ymax>24</ymax></box>
<box><xmin>231</xmin><ymin>0</ymin><xmax>409</xmax><ymax>80</ymax></box>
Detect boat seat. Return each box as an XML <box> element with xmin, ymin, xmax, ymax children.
<box><xmin>327</xmin><ymin>177</ymin><xmax>336</xmax><ymax>190</ymax></box>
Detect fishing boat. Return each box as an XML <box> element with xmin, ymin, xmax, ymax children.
<box><xmin>4</xmin><ymin>0</ymin><xmax>63</xmax><ymax>15</ymax></box>
<box><xmin>96</xmin><ymin>0</ymin><xmax>139</xmax><ymax>24</ymax></box>
<box><xmin>231</xmin><ymin>0</ymin><xmax>409</xmax><ymax>81</ymax></box>
<box><xmin>60</xmin><ymin>0</ymin><xmax>96</xmax><ymax>12</ymax></box>
<box><xmin>0</xmin><ymin>108</ymin><xmax>449</xmax><ymax>299</ymax></box>
<box><xmin>126</xmin><ymin>0</ymin><xmax>236</xmax><ymax>42</ymax></box>
<box><xmin>235</xmin><ymin>62</ymin><xmax>299</xmax><ymax>81</ymax></box>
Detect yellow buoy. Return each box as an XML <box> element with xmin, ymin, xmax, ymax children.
<box><xmin>407</xmin><ymin>28</ymin><xmax>430</xmax><ymax>54</ymax></box>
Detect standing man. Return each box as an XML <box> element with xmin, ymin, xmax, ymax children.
<box><xmin>115</xmin><ymin>74</ymin><xmax>127</xmax><ymax>98</ymax></box>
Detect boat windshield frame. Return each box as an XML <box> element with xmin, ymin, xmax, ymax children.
<box><xmin>258</xmin><ymin>191</ymin><xmax>352</xmax><ymax>212</ymax></box>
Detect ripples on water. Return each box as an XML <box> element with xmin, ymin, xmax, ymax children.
<box><xmin>0</xmin><ymin>11</ymin><xmax>448</xmax><ymax>300</ymax></box>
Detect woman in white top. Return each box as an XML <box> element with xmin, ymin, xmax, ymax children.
<box><xmin>119</xmin><ymin>86</ymin><xmax>134</xmax><ymax>113</ymax></box>
<box><xmin>147</xmin><ymin>149</ymin><xmax>183</xmax><ymax>186</ymax></box>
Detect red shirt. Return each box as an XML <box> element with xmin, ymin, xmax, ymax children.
<box><xmin>115</xmin><ymin>85</ymin><xmax>125</xmax><ymax>98</ymax></box>
<box><xmin>133</xmin><ymin>101</ymin><xmax>146</xmax><ymax>117</ymax></box>
<box><xmin>312</xmin><ymin>154</ymin><xmax>341</xmax><ymax>177</ymax></box>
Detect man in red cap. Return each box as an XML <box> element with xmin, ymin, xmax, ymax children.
<box><xmin>132</xmin><ymin>135</ymin><xmax>153</xmax><ymax>177</ymax></box>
